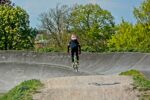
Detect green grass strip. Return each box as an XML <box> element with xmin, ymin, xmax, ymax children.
<box><xmin>120</xmin><ymin>69</ymin><xmax>150</xmax><ymax>100</ymax></box>
<box><xmin>0</xmin><ymin>79</ymin><xmax>43</xmax><ymax>100</ymax></box>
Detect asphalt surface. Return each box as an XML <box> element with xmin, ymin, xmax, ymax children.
<box><xmin>33</xmin><ymin>75</ymin><xmax>138</xmax><ymax>100</ymax></box>
<box><xmin>0</xmin><ymin>51</ymin><xmax>150</xmax><ymax>93</ymax></box>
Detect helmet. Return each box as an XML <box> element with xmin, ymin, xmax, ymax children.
<box><xmin>71</xmin><ymin>34</ymin><xmax>77</xmax><ymax>40</ymax></box>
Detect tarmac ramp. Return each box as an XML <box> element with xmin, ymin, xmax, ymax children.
<box><xmin>0</xmin><ymin>51</ymin><xmax>150</xmax><ymax>93</ymax></box>
<box><xmin>33</xmin><ymin>75</ymin><xmax>138</xmax><ymax>100</ymax></box>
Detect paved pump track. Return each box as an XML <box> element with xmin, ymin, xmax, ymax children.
<box><xmin>0</xmin><ymin>51</ymin><xmax>150</xmax><ymax>98</ymax></box>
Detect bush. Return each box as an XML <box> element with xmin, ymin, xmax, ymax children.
<box><xmin>120</xmin><ymin>69</ymin><xmax>150</xmax><ymax>100</ymax></box>
<box><xmin>0</xmin><ymin>79</ymin><xmax>43</xmax><ymax>100</ymax></box>
<box><xmin>36</xmin><ymin>47</ymin><xmax>61</xmax><ymax>52</ymax></box>
<box><xmin>81</xmin><ymin>46</ymin><xmax>96</xmax><ymax>52</ymax></box>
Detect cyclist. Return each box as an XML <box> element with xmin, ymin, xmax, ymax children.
<box><xmin>68</xmin><ymin>33</ymin><xmax>81</xmax><ymax>65</ymax></box>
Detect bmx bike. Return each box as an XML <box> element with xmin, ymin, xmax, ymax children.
<box><xmin>72</xmin><ymin>56</ymin><xmax>79</xmax><ymax>72</ymax></box>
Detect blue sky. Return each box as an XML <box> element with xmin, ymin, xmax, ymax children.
<box><xmin>11</xmin><ymin>0</ymin><xmax>143</xmax><ymax>28</ymax></box>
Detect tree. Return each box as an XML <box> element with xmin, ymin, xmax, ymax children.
<box><xmin>39</xmin><ymin>4</ymin><xmax>114</xmax><ymax>52</ymax></box>
<box><xmin>69</xmin><ymin>4</ymin><xmax>115</xmax><ymax>52</ymax></box>
<box><xmin>39</xmin><ymin>5</ymin><xmax>70</xmax><ymax>49</ymax></box>
<box><xmin>134</xmin><ymin>0</ymin><xmax>150</xmax><ymax>24</ymax></box>
<box><xmin>107</xmin><ymin>0</ymin><xmax>150</xmax><ymax>52</ymax></box>
<box><xmin>0</xmin><ymin>5</ymin><xmax>35</xmax><ymax>50</ymax></box>
<box><xmin>133</xmin><ymin>0</ymin><xmax>150</xmax><ymax>52</ymax></box>
<box><xmin>107</xmin><ymin>21</ymin><xmax>136</xmax><ymax>52</ymax></box>
<box><xmin>108</xmin><ymin>20</ymin><xmax>150</xmax><ymax>52</ymax></box>
<box><xmin>0</xmin><ymin>0</ymin><xmax>11</xmax><ymax>5</ymax></box>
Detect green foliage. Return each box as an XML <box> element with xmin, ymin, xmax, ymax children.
<box><xmin>39</xmin><ymin>4</ymin><xmax>115</xmax><ymax>52</ymax></box>
<box><xmin>81</xmin><ymin>46</ymin><xmax>96</xmax><ymax>52</ymax></box>
<box><xmin>0</xmin><ymin>5</ymin><xmax>35</xmax><ymax>50</ymax></box>
<box><xmin>36</xmin><ymin>47</ymin><xmax>61</xmax><ymax>52</ymax></box>
<box><xmin>0</xmin><ymin>79</ymin><xmax>43</xmax><ymax>100</ymax></box>
<box><xmin>69</xmin><ymin>4</ymin><xmax>115</xmax><ymax>52</ymax></box>
<box><xmin>120</xmin><ymin>69</ymin><xmax>150</xmax><ymax>91</ymax></box>
<box><xmin>107</xmin><ymin>20</ymin><xmax>150</xmax><ymax>52</ymax></box>
<box><xmin>134</xmin><ymin>0</ymin><xmax>150</xmax><ymax>24</ymax></box>
<box><xmin>120</xmin><ymin>70</ymin><xmax>150</xmax><ymax>100</ymax></box>
<box><xmin>108</xmin><ymin>21</ymin><xmax>134</xmax><ymax>52</ymax></box>
<box><xmin>38</xmin><ymin>0</ymin><xmax>150</xmax><ymax>53</ymax></box>
<box><xmin>0</xmin><ymin>93</ymin><xmax>4</xmax><ymax>97</ymax></box>
<box><xmin>107</xmin><ymin>0</ymin><xmax>150</xmax><ymax>53</ymax></box>
<box><xmin>133</xmin><ymin>76</ymin><xmax>150</xmax><ymax>91</ymax></box>
<box><xmin>119</xmin><ymin>69</ymin><xmax>145</xmax><ymax>78</ymax></box>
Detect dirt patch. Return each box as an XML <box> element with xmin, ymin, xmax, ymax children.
<box><xmin>33</xmin><ymin>75</ymin><xmax>139</xmax><ymax>100</ymax></box>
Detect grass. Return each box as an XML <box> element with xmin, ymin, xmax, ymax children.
<box><xmin>120</xmin><ymin>69</ymin><xmax>150</xmax><ymax>100</ymax></box>
<box><xmin>0</xmin><ymin>79</ymin><xmax>43</xmax><ymax>100</ymax></box>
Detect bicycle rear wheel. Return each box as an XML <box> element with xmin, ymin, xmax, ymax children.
<box><xmin>74</xmin><ymin>62</ymin><xmax>78</xmax><ymax>72</ymax></box>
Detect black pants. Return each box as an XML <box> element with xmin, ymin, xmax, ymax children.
<box><xmin>71</xmin><ymin>47</ymin><xmax>79</xmax><ymax>62</ymax></box>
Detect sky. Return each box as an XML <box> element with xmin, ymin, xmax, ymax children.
<box><xmin>11</xmin><ymin>0</ymin><xmax>143</xmax><ymax>28</ymax></box>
